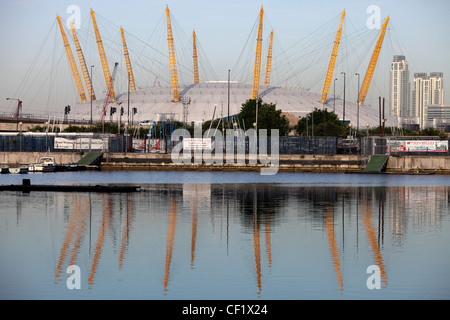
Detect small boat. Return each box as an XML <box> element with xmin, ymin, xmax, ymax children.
<box><xmin>9</xmin><ymin>166</ymin><xmax>29</xmax><ymax>174</ymax></box>
<box><xmin>63</xmin><ymin>163</ymin><xmax>80</xmax><ymax>171</ymax></box>
<box><xmin>29</xmin><ymin>156</ymin><xmax>58</xmax><ymax>172</ymax></box>
<box><xmin>0</xmin><ymin>165</ymin><xmax>9</xmax><ymax>174</ymax></box>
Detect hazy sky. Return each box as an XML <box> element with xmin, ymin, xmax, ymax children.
<box><xmin>1</xmin><ymin>0</ymin><xmax>449</xmax><ymax>115</ymax></box>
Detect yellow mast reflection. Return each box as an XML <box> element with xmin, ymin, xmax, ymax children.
<box><xmin>119</xmin><ymin>194</ymin><xmax>133</xmax><ymax>270</ymax></box>
<box><xmin>326</xmin><ymin>206</ymin><xmax>344</xmax><ymax>293</ymax></box>
<box><xmin>88</xmin><ymin>194</ymin><xmax>111</xmax><ymax>289</ymax></box>
<box><xmin>190</xmin><ymin>197</ymin><xmax>198</xmax><ymax>269</ymax></box>
<box><xmin>265</xmin><ymin>215</ymin><xmax>272</xmax><ymax>270</ymax></box>
<box><xmin>68</xmin><ymin>197</ymin><xmax>90</xmax><ymax>266</ymax></box>
<box><xmin>55</xmin><ymin>195</ymin><xmax>88</xmax><ymax>284</ymax></box>
<box><xmin>253</xmin><ymin>213</ymin><xmax>262</xmax><ymax>296</ymax></box>
<box><xmin>251</xmin><ymin>188</ymin><xmax>263</xmax><ymax>296</ymax></box>
<box><xmin>362</xmin><ymin>198</ymin><xmax>388</xmax><ymax>288</ymax></box>
<box><xmin>163</xmin><ymin>194</ymin><xmax>177</xmax><ymax>294</ymax></box>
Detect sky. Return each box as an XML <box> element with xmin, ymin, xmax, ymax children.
<box><xmin>0</xmin><ymin>0</ymin><xmax>449</xmax><ymax>115</ymax></box>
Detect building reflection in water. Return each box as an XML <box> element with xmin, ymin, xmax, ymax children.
<box><xmin>43</xmin><ymin>184</ymin><xmax>448</xmax><ymax>295</ymax></box>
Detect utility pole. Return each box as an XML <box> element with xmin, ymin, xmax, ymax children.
<box><xmin>341</xmin><ymin>72</ymin><xmax>346</xmax><ymax>124</ymax></box>
<box><xmin>355</xmin><ymin>72</ymin><xmax>360</xmax><ymax>131</ymax></box>
<box><xmin>127</xmin><ymin>72</ymin><xmax>130</xmax><ymax>124</ymax></box>
<box><xmin>90</xmin><ymin>65</ymin><xmax>94</xmax><ymax>124</ymax></box>
<box><xmin>333</xmin><ymin>78</ymin><xmax>337</xmax><ymax>113</ymax></box>
<box><xmin>228</xmin><ymin>69</ymin><xmax>230</xmax><ymax>123</ymax></box>
<box><xmin>382</xmin><ymin>97</ymin><xmax>385</xmax><ymax>137</ymax></box>
<box><xmin>379</xmin><ymin>96</ymin><xmax>382</xmax><ymax>137</ymax></box>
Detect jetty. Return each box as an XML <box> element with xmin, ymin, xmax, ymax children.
<box><xmin>0</xmin><ymin>179</ymin><xmax>141</xmax><ymax>193</ymax></box>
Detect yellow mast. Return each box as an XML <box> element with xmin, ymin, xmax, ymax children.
<box><xmin>192</xmin><ymin>30</ymin><xmax>199</xmax><ymax>84</ymax></box>
<box><xmin>56</xmin><ymin>15</ymin><xmax>87</xmax><ymax>103</ymax></box>
<box><xmin>70</xmin><ymin>22</ymin><xmax>96</xmax><ymax>101</ymax></box>
<box><xmin>252</xmin><ymin>6</ymin><xmax>264</xmax><ymax>100</ymax></box>
<box><xmin>90</xmin><ymin>9</ymin><xmax>116</xmax><ymax>101</ymax></box>
<box><xmin>320</xmin><ymin>10</ymin><xmax>345</xmax><ymax>104</ymax></box>
<box><xmin>358</xmin><ymin>16</ymin><xmax>390</xmax><ymax>105</ymax></box>
<box><xmin>120</xmin><ymin>27</ymin><xmax>136</xmax><ymax>92</ymax></box>
<box><xmin>264</xmin><ymin>30</ymin><xmax>273</xmax><ymax>86</ymax></box>
<box><xmin>166</xmin><ymin>5</ymin><xmax>180</xmax><ymax>102</ymax></box>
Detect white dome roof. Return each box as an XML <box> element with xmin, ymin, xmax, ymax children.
<box><xmin>72</xmin><ymin>82</ymin><xmax>396</xmax><ymax>129</ymax></box>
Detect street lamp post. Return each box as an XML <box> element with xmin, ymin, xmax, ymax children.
<box><xmin>333</xmin><ymin>78</ymin><xmax>338</xmax><ymax>113</ymax></box>
<box><xmin>127</xmin><ymin>72</ymin><xmax>130</xmax><ymax>124</ymax></box>
<box><xmin>255</xmin><ymin>99</ymin><xmax>259</xmax><ymax>137</ymax></box>
<box><xmin>341</xmin><ymin>72</ymin><xmax>346</xmax><ymax>124</ymax></box>
<box><xmin>366</xmin><ymin>123</ymin><xmax>370</xmax><ymax>155</ymax></box>
<box><xmin>125</xmin><ymin>122</ymin><xmax>129</xmax><ymax>153</ymax></box>
<box><xmin>45</xmin><ymin>121</ymin><xmax>49</xmax><ymax>151</ymax></box>
<box><xmin>90</xmin><ymin>65</ymin><xmax>94</xmax><ymax>124</ymax></box>
<box><xmin>19</xmin><ymin>122</ymin><xmax>23</xmax><ymax>151</ymax></box>
<box><xmin>355</xmin><ymin>73</ymin><xmax>360</xmax><ymax>131</ymax></box>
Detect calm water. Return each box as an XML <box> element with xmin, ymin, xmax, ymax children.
<box><xmin>1</xmin><ymin>171</ymin><xmax>449</xmax><ymax>300</ymax></box>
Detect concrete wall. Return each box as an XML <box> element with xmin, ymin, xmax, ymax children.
<box><xmin>0</xmin><ymin>152</ymin><xmax>83</xmax><ymax>165</ymax></box>
<box><xmin>387</xmin><ymin>155</ymin><xmax>450</xmax><ymax>171</ymax></box>
<box><xmin>0</xmin><ymin>122</ymin><xmax>73</xmax><ymax>132</ymax></box>
<box><xmin>2</xmin><ymin>151</ymin><xmax>449</xmax><ymax>173</ymax></box>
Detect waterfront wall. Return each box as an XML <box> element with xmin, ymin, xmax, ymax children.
<box><xmin>0</xmin><ymin>152</ymin><xmax>83</xmax><ymax>165</ymax></box>
<box><xmin>386</xmin><ymin>155</ymin><xmax>450</xmax><ymax>172</ymax></box>
<box><xmin>1</xmin><ymin>152</ymin><xmax>449</xmax><ymax>174</ymax></box>
<box><xmin>102</xmin><ymin>153</ymin><xmax>370</xmax><ymax>173</ymax></box>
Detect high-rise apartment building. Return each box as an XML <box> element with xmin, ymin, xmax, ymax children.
<box><xmin>390</xmin><ymin>55</ymin><xmax>410</xmax><ymax>119</ymax></box>
<box><xmin>412</xmin><ymin>72</ymin><xmax>444</xmax><ymax>129</ymax></box>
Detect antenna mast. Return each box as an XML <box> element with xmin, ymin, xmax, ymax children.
<box><xmin>358</xmin><ymin>16</ymin><xmax>390</xmax><ymax>105</ymax></box>
<box><xmin>121</xmin><ymin>27</ymin><xmax>136</xmax><ymax>92</ymax></box>
<box><xmin>166</xmin><ymin>6</ymin><xmax>180</xmax><ymax>102</ymax></box>
<box><xmin>193</xmin><ymin>30</ymin><xmax>199</xmax><ymax>84</ymax></box>
<box><xmin>70</xmin><ymin>22</ymin><xmax>96</xmax><ymax>101</ymax></box>
<box><xmin>264</xmin><ymin>30</ymin><xmax>273</xmax><ymax>86</ymax></box>
<box><xmin>320</xmin><ymin>10</ymin><xmax>345</xmax><ymax>104</ymax></box>
<box><xmin>91</xmin><ymin>9</ymin><xmax>116</xmax><ymax>101</ymax></box>
<box><xmin>56</xmin><ymin>15</ymin><xmax>87</xmax><ymax>103</ymax></box>
<box><xmin>251</xmin><ymin>6</ymin><xmax>264</xmax><ymax>100</ymax></box>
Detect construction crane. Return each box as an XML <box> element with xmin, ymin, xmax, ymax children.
<box><xmin>120</xmin><ymin>27</ymin><xmax>136</xmax><ymax>92</ymax></box>
<box><xmin>252</xmin><ymin>6</ymin><xmax>264</xmax><ymax>100</ymax></box>
<box><xmin>166</xmin><ymin>5</ymin><xmax>180</xmax><ymax>102</ymax></box>
<box><xmin>6</xmin><ymin>98</ymin><xmax>22</xmax><ymax>118</ymax></box>
<box><xmin>101</xmin><ymin>62</ymin><xmax>119</xmax><ymax>122</ymax></box>
<box><xmin>320</xmin><ymin>10</ymin><xmax>345</xmax><ymax>104</ymax></box>
<box><xmin>56</xmin><ymin>15</ymin><xmax>87</xmax><ymax>104</ymax></box>
<box><xmin>70</xmin><ymin>22</ymin><xmax>96</xmax><ymax>101</ymax></box>
<box><xmin>192</xmin><ymin>30</ymin><xmax>199</xmax><ymax>84</ymax></box>
<box><xmin>264</xmin><ymin>30</ymin><xmax>273</xmax><ymax>86</ymax></box>
<box><xmin>358</xmin><ymin>16</ymin><xmax>390</xmax><ymax>106</ymax></box>
<box><xmin>91</xmin><ymin>9</ymin><xmax>116</xmax><ymax>102</ymax></box>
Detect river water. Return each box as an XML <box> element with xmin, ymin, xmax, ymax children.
<box><xmin>0</xmin><ymin>171</ymin><xmax>449</xmax><ymax>300</ymax></box>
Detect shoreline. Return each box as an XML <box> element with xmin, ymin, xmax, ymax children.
<box><xmin>1</xmin><ymin>152</ymin><xmax>450</xmax><ymax>175</ymax></box>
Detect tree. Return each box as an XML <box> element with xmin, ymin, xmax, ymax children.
<box><xmin>295</xmin><ymin>108</ymin><xmax>346</xmax><ymax>137</ymax></box>
<box><xmin>237</xmin><ymin>99</ymin><xmax>290</xmax><ymax>136</ymax></box>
